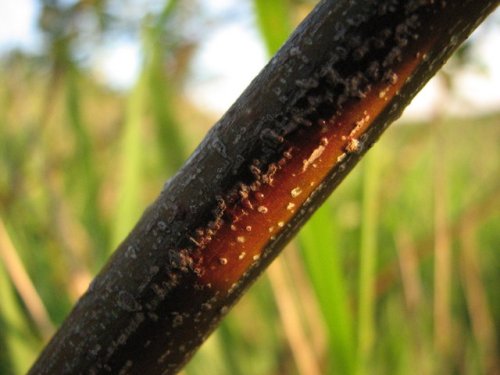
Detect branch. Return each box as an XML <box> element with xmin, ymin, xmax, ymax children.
<box><xmin>28</xmin><ymin>0</ymin><xmax>498</xmax><ymax>374</ymax></box>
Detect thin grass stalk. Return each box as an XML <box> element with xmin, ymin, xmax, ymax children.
<box><xmin>112</xmin><ymin>73</ymin><xmax>146</xmax><ymax>251</ymax></box>
<box><xmin>356</xmin><ymin>146</ymin><xmax>380</xmax><ymax>374</ymax></box>
<box><xmin>432</xmin><ymin>118</ymin><xmax>452</xmax><ymax>360</ymax></box>
<box><xmin>0</xmin><ymin>256</ymin><xmax>39</xmax><ymax>374</ymax></box>
<box><xmin>268</xmin><ymin>250</ymin><xmax>322</xmax><ymax>375</ymax></box>
<box><xmin>396</xmin><ymin>231</ymin><xmax>430</xmax><ymax>375</ymax></box>
<box><xmin>211</xmin><ymin>319</ymin><xmax>244</xmax><ymax>375</ymax></box>
<box><xmin>144</xmin><ymin>10</ymin><xmax>187</xmax><ymax>173</ymax></box>
<box><xmin>396</xmin><ymin>231</ymin><xmax>423</xmax><ymax>316</ymax></box>
<box><xmin>49</xmin><ymin>197</ymin><xmax>94</xmax><ymax>299</ymax></box>
<box><xmin>0</xmin><ymin>217</ymin><xmax>55</xmax><ymax>340</ymax></box>
<box><xmin>65</xmin><ymin>67</ymin><xmax>107</xmax><ymax>254</ymax></box>
<box><xmin>253</xmin><ymin>0</ymin><xmax>292</xmax><ymax>55</ymax></box>
<box><xmin>33</xmin><ymin>63</ymin><xmax>95</xmax><ymax>298</ymax></box>
<box><xmin>299</xmin><ymin>204</ymin><xmax>355</xmax><ymax>375</ymax></box>
<box><xmin>284</xmin><ymin>245</ymin><xmax>328</xmax><ymax>363</ymax></box>
<box><xmin>459</xmin><ymin>222</ymin><xmax>500</xmax><ymax>375</ymax></box>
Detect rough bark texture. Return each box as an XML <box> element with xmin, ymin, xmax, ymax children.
<box><xmin>29</xmin><ymin>0</ymin><xmax>498</xmax><ymax>374</ymax></box>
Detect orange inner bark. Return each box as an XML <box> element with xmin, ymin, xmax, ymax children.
<box><xmin>198</xmin><ymin>51</ymin><xmax>426</xmax><ymax>291</ymax></box>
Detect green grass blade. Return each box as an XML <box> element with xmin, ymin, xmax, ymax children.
<box><xmin>111</xmin><ymin>74</ymin><xmax>146</xmax><ymax>250</ymax></box>
<box><xmin>253</xmin><ymin>0</ymin><xmax>292</xmax><ymax>55</ymax></box>
<box><xmin>356</xmin><ymin>147</ymin><xmax>381</xmax><ymax>373</ymax></box>
<box><xmin>0</xmin><ymin>258</ymin><xmax>40</xmax><ymax>375</ymax></box>
<box><xmin>143</xmin><ymin>24</ymin><xmax>186</xmax><ymax>173</ymax></box>
<box><xmin>299</xmin><ymin>203</ymin><xmax>356</xmax><ymax>375</ymax></box>
<box><xmin>64</xmin><ymin>67</ymin><xmax>109</xmax><ymax>260</ymax></box>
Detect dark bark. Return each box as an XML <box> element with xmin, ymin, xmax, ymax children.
<box><xmin>28</xmin><ymin>0</ymin><xmax>498</xmax><ymax>374</ymax></box>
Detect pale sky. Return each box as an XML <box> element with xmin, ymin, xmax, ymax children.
<box><xmin>0</xmin><ymin>0</ymin><xmax>40</xmax><ymax>54</ymax></box>
<box><xmin>0</xmin><ymin>0</ymin><xmax>498</xmax><ymax>120</ymax></box>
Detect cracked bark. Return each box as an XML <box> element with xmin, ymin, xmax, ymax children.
<box><xmin>28</xmin><ymin>0</ymin><xmax>499</xmax><ymax>374</ymax></box>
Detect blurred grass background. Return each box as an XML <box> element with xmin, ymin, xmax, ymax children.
<box><xmin>0</xmin><ymin>1</ymin><xmax>499</xmax><ymax>374</ymax></box>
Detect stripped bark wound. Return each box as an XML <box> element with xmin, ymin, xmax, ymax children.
<box><xmin>29</xmin><ymin>0</ymin><xmax>498</xmax><ymax>374</ymax></box>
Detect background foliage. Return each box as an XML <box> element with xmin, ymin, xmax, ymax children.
<box><xmin>0</xmin><ymin>1</ymin><xmax>499</xmax><ymax>374</ymax></box>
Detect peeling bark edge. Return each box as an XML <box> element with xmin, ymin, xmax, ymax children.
<box><xmin>28</xmin><ymin>1</ymin><xmax>498</xmax><ymax>374</ymax></box>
